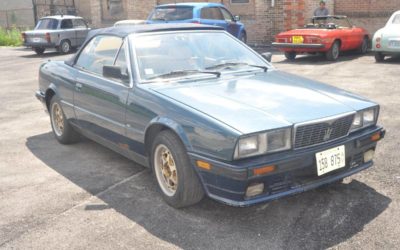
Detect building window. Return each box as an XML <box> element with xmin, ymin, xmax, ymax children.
<box><xmin>231</xmin><ymin>0</ymin><xmax>250</xmax><ymax>3</ymax></box>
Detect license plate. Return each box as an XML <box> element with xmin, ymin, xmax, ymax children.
<box><xmin>32</xmin><ymin>37</ymin><xmax>41</xmax><ymax>43</ymax></box>
<box><xmin>292</xmin><ymin>36</ymin><xmax>304</xmax><ymax>44</ymax></box>
<box><xmin>389</xmin><ymin>41</ymin><xmax>400</xmax><ymax>48</ymax></box>
<box><xmin>315</xmin><ymin>145</ymin><xmax>345</xmax><ymax>176</ymax></box>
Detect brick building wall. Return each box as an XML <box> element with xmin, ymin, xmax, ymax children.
<box><xmin>335</xmin><ymin>0</ymin><xmax>400</xmax><ymax>35</ymax></box>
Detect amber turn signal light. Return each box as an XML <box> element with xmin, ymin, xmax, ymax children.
<box><xmin>371</xmin><ymin>132</ymin><xmax>381</xmax><ymax>142</ymax></box>
<box><xmin>253</xmin><ymin>165</ymin><xmax>276</xmax><ymax>176</ymax></box>
<box><xmin>196</xmin><ymin>160</ymin><xmax>211</xmax><ymax>170</ymax></box>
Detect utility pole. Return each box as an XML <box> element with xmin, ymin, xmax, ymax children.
<box><xmin>5</xmin><ymin>10</ymin><xmax>9</xmax><ymax>29</ymax></box>
<box><xmin>32</xmin><ymin>0</ymin><xmax>38</xmax><ymax>25</ymax></box>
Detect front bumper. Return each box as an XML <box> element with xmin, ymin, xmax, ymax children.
<box><xmin>189</xmin><ymin>126</ymin><xmax>385</xmax><ymax>207</ymax></box>
<box><xmin>272</xmin><ymin>42</ymin><xmax>326</xmax><ymax>50</ymax></box>
<box><xmin>35</xmin><ymin>90</ymin><xmax>47</xmax><ymax>111</ymax></box>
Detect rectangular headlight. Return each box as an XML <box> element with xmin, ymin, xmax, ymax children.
<box><xmin>234</xmin><ymin>128</ymin><xmax>291</xmax><ymax>159</ymax></box>
<box><xmin>363</xmin><ymin>109</ymin><xmax>376</xmax><ymax>126</ymax></box>
<box><xmin>350</xmin><ymin>107</ymin><xmax>378</xmax><ymax>132</ymax></box>
<box><xmin>266</xmin><ymin>128</ymin><xmax>291</xmax><ymax>152</ymax></box>
<box><xmin>238</xmin><ymin>134</ymin><xmax>264</xmax><ymax>156</ymax></box>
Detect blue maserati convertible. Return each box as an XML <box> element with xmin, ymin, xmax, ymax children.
<box><xmin>35</xmin><ymin>24</ymin><xmax>385</xmax><ymax>207</ymax></box>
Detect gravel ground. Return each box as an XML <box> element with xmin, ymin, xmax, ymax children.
<box><xmin>0</xmin><ymin>47</ymin><xmax>399</xmax><ymax>250</ymax></box>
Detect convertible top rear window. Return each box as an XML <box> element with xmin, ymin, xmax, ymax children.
<box><xmin>149</xmin><ymin>6</ymin><xmax>193</xmax><ymax>21</ymax></box>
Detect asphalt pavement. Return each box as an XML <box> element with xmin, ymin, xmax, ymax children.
<box><xmin>0</xmin><ymin>47</ymin><xmax>399</xmax><ymax>249</ymax></box>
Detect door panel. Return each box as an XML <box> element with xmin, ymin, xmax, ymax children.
<box><xmin>220</xmin><ymin>7</ymin><xmax>240</xmax><ymax>38</ymax></box>
<box><xmin>74</xmin><ymin>71</ymin><xmax>129</xmax><ymax>140</ymax></box>
<box><xmin>60</xmin><ymin>19</ymin><xmax>76</xmax><ymax>45</ymax></box>
<box><xmin>73</xmin><ymin>19</ymin><xmax>89</xmax><ymax>46</ymax></box>
<box><xmin>200</xmin><ymin>7</ymin><xmax>227</xmax><ymax>30</ymax></box>
<box><xmin>73</xmin><ymin>35</ymin><xmax>129</xmax><ymax>145</ymax></box>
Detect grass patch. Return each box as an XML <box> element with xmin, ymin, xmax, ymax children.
<box><xmin>0</xmin><ymin>27</ymin><xmax>23</xmax><ymax>46</ymax></box>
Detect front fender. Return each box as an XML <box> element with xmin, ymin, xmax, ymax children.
<box><xmin>145</xmin><ymin>116</ymin><xmax>193</xmax><ymax>152</ymax></box>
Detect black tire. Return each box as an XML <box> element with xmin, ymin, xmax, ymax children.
<box><xmin>326</xmin><ymin>40</ymin><xmax>340</xmax><ymax>61</ymax></box>
<box><xmin>239</xmin><ymin>32</ymin><xmax>247</xmax><ymax>44</ymax></box>
<box><xmin>58</xmin><ymin>39</ymin><xmax>71</xmax><ymax>54</ymax></box>
<box><xmin>49</xmin><ymin>96</ymin><xmax>80</xmax><ymax>144</ymax></box>
<box><xmin>34</xmin><ymin>47</ymin><xmax>45</xmax><ymax>55</ymax></box>
<box><xmin>284</xmin><ymin>51</ymin><xmax>297</xmax><ymax>60</ymax></box>
<box><xmin>358</xmin><ymin>37</ymin><xmax>369</xmax><ymax>54</ymax></box>
<box><xmin>151</xmin><ymin>130</ymin><xmax>204</xmax><ymax>208</ymax></box>
<box><xmin>375</xmin><ymin>52</ymin><xmax>385</xmax><ymax>62</ymax></box>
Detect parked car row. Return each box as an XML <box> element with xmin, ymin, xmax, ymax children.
<box><xmin>273</xmin><ymin>13</ymin><xmax>400</xmax><ymax>62</ymax></box>
<box><xmin>22</xmin><ymin>3</ymin><xmax>246</xmax><ymax>55</ymax></box>
<box><xmin>22</xmin><ymin>5</ymin><xmax>399</xmax><ymax>63</ymax></box>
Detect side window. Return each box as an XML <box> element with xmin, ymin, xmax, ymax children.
<box><xmin>200</xmin><ymin>7</ymin><xmax>223</xmax><ymax>20</ymax></box>
<box><xmin>75</xmin><ymin>35</ymin><xmax>123</xmax><ymax>76</ymax></box>
<box><xmin>61</xmin><ymin>19</ymin><xmax>73</xmax><ymax>29</ymax></box>
<box><xmin>220</xmin><ymin>8</ymin><xmax>233</xmax><ymax>22</ymax></box>
<box><xmin>73</xmin><ymin>19</ymin><xmax>87</xmax><ymax>28</ymax></box>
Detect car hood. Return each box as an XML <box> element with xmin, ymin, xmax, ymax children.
<box><xmin>151</xmin><ymin>71</ymin><xmax>376</xmax><ymax>134</ymax></box>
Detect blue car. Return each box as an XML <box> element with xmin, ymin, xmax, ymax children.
<box><xmin>35</xmin><ymin>24</ymin><xmax>385</xmax><ymax>208</ymax></box>
<box><xmin>147</xmin><ymin>2</ymin><xmax>247</xmax><ymax>42</ymax></box>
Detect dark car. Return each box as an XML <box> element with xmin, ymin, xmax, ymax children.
<box><xmin>35</xmin><ymin>24</ymin><xmax>385</xmax><ymax>208</ymax></box>
<box><xmin>147</xmin><ymin>2</ymin><xmax>247</xmax><ymax>42</ymax></box>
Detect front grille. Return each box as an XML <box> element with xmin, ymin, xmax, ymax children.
<box><xmin>294</xmin><ymin>114</ymin><xmax>354</xmax><ymax>149</ymax></box>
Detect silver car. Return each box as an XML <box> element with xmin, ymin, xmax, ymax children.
<box><xmin>22</xmin><ymin>15</ymin><xmax>90</xmax><ymax>55</ymax></box>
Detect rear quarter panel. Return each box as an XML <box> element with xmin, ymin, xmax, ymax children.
<box><xmin>39</xmin><ymin>61</ymin><xmax>77</xmax><ymax>119</ymax></box>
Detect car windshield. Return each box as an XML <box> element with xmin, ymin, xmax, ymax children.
<box><xmin>307</xmin><ymin>17</ymin><xmax>351</xmax><ymax>29</ymax></box>
<box><xmin>35</xmin><ymin>18</ymin><xmax>59</xmax><ymax>30</ymax></box>
<box><xmin>149</xmin><ymin>6</ymin><xmax>194</xmax><ymax>21</ymax></box>
<box><xmin>131</xmin><ymin>31</ymin><xmax>269</xmax><ymax>82</ymax></box>
<box><xmin>392</xmin><ymin>14</ymin><xmax>400</xmax><ymax>24</ymax></box>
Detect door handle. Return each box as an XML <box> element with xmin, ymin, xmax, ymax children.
<box><xmin>75</xmin><ymin>83</ymin><xmax>82</xmax><ymax>91</ymax></box>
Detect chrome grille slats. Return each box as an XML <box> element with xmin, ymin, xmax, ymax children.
<box><xmin>294</xmin><ymin>113</ymin><xmax>355</xmax><ymax>149</ymax></box>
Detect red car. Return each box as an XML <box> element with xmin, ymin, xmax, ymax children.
<box><xmin>273</xmin><ymin>16</ymin><xmax>369</xmax><ymax>61</ymax></box>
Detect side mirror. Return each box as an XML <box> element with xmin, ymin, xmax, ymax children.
<box><xmin>103</xmin><ymin>65</ymin><xmax>129</xmax><ymax>83</ymax></box>
<box><xmin>261</xmin><ymin>52</ymin><xmax>272</xmax><ymax>63</ymax></box>
<box><xmin>234</xmin><ymin>15</ymin><xmax>240</xmax><ymax>22</ymax></box>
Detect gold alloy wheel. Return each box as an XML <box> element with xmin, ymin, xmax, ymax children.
<box><xmin>154</xmin><ymin>144</ymin><xmax>178</xmax><ymax>196</ymax></box>
<box><xmin>51</xmin><ymin>102</ymin><xmax>64</xmax><ymax>136</ymax></box>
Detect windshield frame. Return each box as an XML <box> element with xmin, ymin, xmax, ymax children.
<box><xmin>129</xmin><ymin>30</ymin><xmax>273</xmax><ymax>84</ymax></box>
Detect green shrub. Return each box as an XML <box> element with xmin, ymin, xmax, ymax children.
<box><xmin>0</xmin><ymin>27</ymin><xmax>23</xmax><ymax>46</ymax></box>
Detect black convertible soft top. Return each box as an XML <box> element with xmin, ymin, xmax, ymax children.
<box><xmin>65</xmin><ymin>23</ymin><xmax>224</xmax><ymax>66</ymax></box>
<box><xmin>88</xmin><ymin>23</ymin><xmax>224</xmax><ymax>39</ymax></box>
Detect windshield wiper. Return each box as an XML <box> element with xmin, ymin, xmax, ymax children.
<box><xmin>146</xmin><ymin>69</ymin><xmax>221</xmax><ymax>81</ymax></box>
<box><xmin>205</xmin><ymin>62</ymin><xmax>268</xmax><ymax>72</ymax></box>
